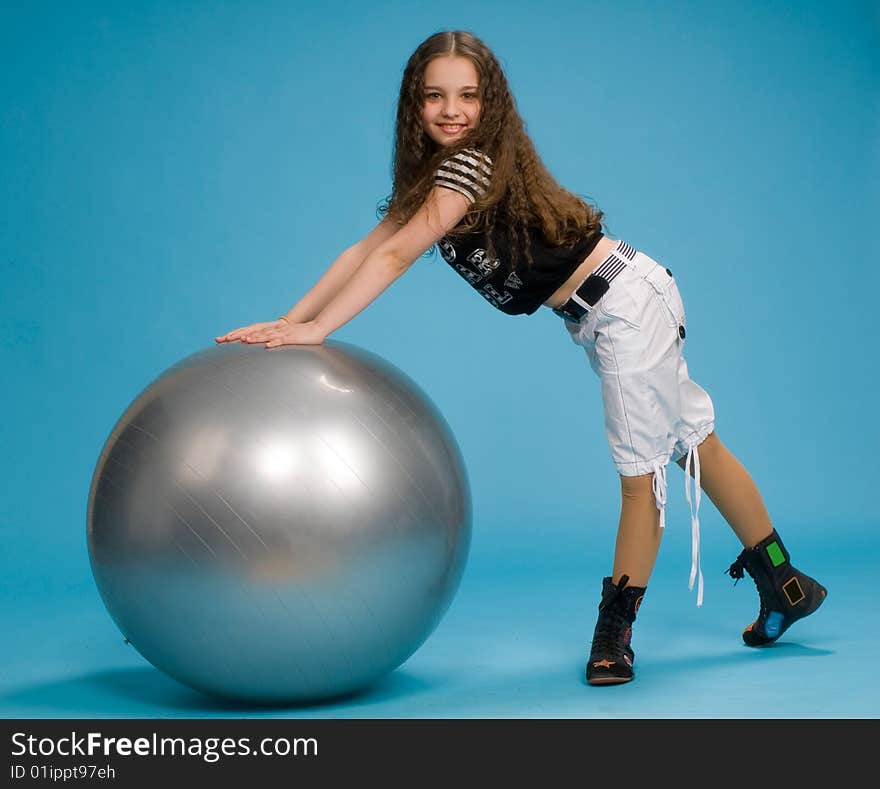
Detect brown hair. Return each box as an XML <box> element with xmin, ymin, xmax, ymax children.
<box><xmin>379</xmin><ymin>30</ymin><xmax>605</xmax><ymax>271</ymax></box>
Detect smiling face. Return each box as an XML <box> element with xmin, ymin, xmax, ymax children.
<box><xmin>420</xmin><ymin>55</ymin><xmax>482</xmax><ymax>147</ymax></box>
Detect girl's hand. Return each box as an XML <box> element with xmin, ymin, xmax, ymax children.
<box><xmin>261</xmin><ymin>320</ymin><xmax>327</xmax><ymax>349</ymax></box>
<box><xmin>215</xmin><ymin>319</ymin><xmax>287</xmax><ymax>344</ymax></box>
<box><xmin>216</xmin><ymin>319</ymin><xmax>327</xmax><ymax>348</ymax></box>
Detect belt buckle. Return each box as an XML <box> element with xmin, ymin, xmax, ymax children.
<box><xmin>553</xmin><ymin>304</ymin><xmax>585</xmax><ymax>323</ymax></box>
<box><xmin>554</xmin><ymin>273</ymin><xmax>611</xmax><ymax>323</ymax></box>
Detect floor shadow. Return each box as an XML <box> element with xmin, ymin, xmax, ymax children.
<box><xmin>644</xmin><ymin>641</ymin><xmax>835</xmax><ymax>675</ymax></box>
<box><xmin>0</xmin><ymin>665</ymin><xmax>441</xmax><ymax>717</ymax></box>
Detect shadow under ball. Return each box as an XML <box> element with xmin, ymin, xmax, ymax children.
<box><xmin>87</xmin><ymin>341</ymin><xmax>472</xmax><ymax>704</ymax></box>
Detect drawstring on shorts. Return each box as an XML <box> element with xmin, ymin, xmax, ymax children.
<box><xmin>651</xmin><ymin>461</ymin><xmax>668</xmax><ymax>530</ymax></box>
<box><xmin>684</xmin><ymin>441</ymin><xmax>704</xmax><ymax>606</ymax></box>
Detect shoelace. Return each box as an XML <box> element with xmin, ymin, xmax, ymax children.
<box><xmin>726</xmin><ymin>555</ymin><xmax>746</xmax><ymax>583</ymax></box>
<box><xmin>601</xmin><ymin>574</ymin><xmax>630</xmax><ymax>608</ymax></box>
<box><xmin>591</xmin><ymin>612</ymin><xmax>631</xmax><ymax>657</ymax></box>
<box><xmin>592</xmin><ymin>575</ymin><xmax>632</xmax><ymax>656</ymax></box>
<box><xmin>726</xmin><ymin>553</ymin><xmax>770</xmax><ymax>616</ymax></box>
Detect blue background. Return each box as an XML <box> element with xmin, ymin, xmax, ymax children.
<box><xmin>2</xmin><ymin>0</ymin><xmax>877</xmax><ymax>718</ymax></box>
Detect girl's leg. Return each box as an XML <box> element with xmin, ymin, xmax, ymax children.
<box><xmin>678</xmin><ymin>431</ymin><xmax>827</xmax><ymax>645</ymax></box>
<box><xmin>612</xmin><ymin>472</ymin><xmax>663</xmax><ymax>586</ymax></box>
<box><xmin>675</xmin><ymin>431</ymin><xmax>772</xmax><ymax>548</ymax></box>
<box><xmin>586</xmin><ymin>470</ymin><xmax>662</xmax><ymax>686</ymax></box>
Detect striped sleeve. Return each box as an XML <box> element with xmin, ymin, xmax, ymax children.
<box><xmin>434</xmin><ymin>148</ymin><xmax>493</xmax><ymax>203</ymax></box>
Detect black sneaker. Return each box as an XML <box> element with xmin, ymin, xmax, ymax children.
<box><xmin>726</xmin><ymin>529</ymin><xmax>827</xmax><ymax>647</ymax></box>
<box><xmin>586</xmin><ymin>575</ymin><xmax>646</xmax><ymax>685</ymax></box>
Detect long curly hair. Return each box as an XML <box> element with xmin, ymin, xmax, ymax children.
<box><xmin>379</xmin><ymin>30</ymin><xmax>606</xmax><ymax>271</ymax></box>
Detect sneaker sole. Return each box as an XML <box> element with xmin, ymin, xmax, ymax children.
<box><xmin>586</xmin><ymin>675</ymin><xmax>633</xmax><ymax>686</ymax></box>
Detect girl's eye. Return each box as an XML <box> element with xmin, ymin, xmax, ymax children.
<box><xmin>425</xmin><ymin>92</ymin><xmax>478</xmax><ymax>99</ymax></box>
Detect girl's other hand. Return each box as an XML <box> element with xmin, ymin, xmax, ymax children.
<box><xmin>262</xmin><ymin>320</ymin><xmax>327</xmax><ymax>348</ymax></box>
<box><xmin>215</xmin><ymin>319</ymin><xmax>287</xmax><ymax>344</ymax></box>
<box><xmin>215</xmin><ymin>319</ymin><xmax>327</xmax><ymax>348</ymax></box>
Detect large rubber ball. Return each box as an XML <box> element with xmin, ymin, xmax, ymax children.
<box><xmin>87</xmin><ymin>342</ymin><xmax>471</xmax><ymax>704</ymax></box>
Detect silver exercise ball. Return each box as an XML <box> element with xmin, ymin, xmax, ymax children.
<box><xmin>87</xmin><ymin>341</ymin><xmax>471</xmax><ymax>704</ymax></box>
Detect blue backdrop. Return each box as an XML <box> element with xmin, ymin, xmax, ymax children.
<box><xmin>2</xmin><ymin>0</ymin><xmax>877</xmax><ymax>718</ymax></box>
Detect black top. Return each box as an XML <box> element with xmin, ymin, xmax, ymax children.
<box><xmin>434</xmin><ymin>148</ymin><xmax>604</xmax><ymax>316</ymax></box>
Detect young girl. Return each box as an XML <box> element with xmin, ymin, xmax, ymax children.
<box><xmin>216</xmin><ymin>30</ymin><xmax>827</xmax><ymax>686</ymax></box>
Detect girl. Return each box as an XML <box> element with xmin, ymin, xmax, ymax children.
<box><xmin>216</xmin><ymin>30</ymin><xmax>826</xmax><ymax>686</ymax></box>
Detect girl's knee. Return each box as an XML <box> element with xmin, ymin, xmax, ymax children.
<box><xmin>620</xmin><ymin>472</ymin><xmax>656</xmax><ymax>500</ymax></box>
<box><xmin>676</xmin><ymin>431</ymin><xmax>719</xmax><ymax>469</ymax></box>
<box><xmin>620</xmin><ymin>464</ymin><xmax>669</xmax><ymax>529</ymax></box>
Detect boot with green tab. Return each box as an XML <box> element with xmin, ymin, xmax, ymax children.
<box><xmin>726</xmin><ymin>529</ymin><xmax>827</xmax><ymax>647</ymax></box>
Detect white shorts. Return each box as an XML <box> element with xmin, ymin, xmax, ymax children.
<box><xmin>562</xmin><ymin>239</ymin><xmax>715</xmax><ymax>603</ymax></box>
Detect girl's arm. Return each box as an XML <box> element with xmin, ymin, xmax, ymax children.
<box><xmin>281</xmin><ymin>216</ymin><xmax>402</xmax><ymax>323</ymax></box>
<box><xmin>311</xmin><ymin>187</ymin><xmax>471</xmax><ymax>337</ymax></box>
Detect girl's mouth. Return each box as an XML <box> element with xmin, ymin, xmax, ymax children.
<box><xmin>439</xmin><ymin>124</ymin><xmax>465</xmax><ymax>134</ymax></box>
